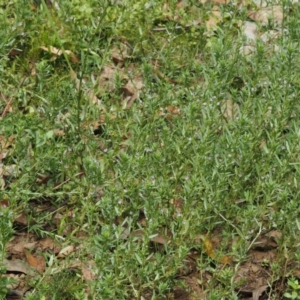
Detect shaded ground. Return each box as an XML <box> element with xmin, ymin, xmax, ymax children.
<box><xmin>3</xmin><ymin>219</ymin><xmax>297</xmax><ymax>299</ymax></box>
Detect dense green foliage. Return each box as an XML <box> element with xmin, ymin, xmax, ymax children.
<box><xmin>1</xmin><ymin>0</ymin><xmax>300</xmax><ymax>299</ymax></box>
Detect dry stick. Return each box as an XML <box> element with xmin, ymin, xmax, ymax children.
<box><xmin>280</xmin><ymin>246</ymin><xmax>289</xmax><ymax>292</ymax></box>
<box><xmin>246</xmin><ymin>219</ymin><xmax>262</xmax><ymax>252</ymax></box>
<box><xmin>219</xmin><ymin>212</ymin><xmax>263</xmax><ymax>252</ymax></box>
<box><xmin>53</xmin><ymin>171</ymin><xmax>85</xmax><ymax>190</ymax></box>
<box><xmin>152</xmin><ymin>21</ymin><xmax>202</xmax><ymax>32</ymax></box>
<box><xmin>152</xmin><ymin>25</ymin><xmax>183</xmax><ymax>31</ymax></box>
<box><xmin>218</xmin><ymin>213</ymin><xmax>245</xmax><ymax>240</ymax></box>
<box><xmin>1</xmin><ymin>74</ymin><xmax>28</xmax><ymax>118</ymax></box>
<box><xmin>46</xmin><ymin>171</ymin><xmax>85</xmax><ymax>212</ymax></box>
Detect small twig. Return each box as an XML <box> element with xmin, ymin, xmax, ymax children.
<box><xmin>247</xmin><ymin>219</ymin><xmax>262</xmax><ymax>252</ymax></box>
<box><xmin>219</xmin><ymin>213</ymin><xmax>263</xmax><ymax>252</ymax></box>
<box><xmin>218</xmin><ymin>212</ymin><xmax>245</xmax><ymax>240</ymax></box>
<box><xmin>53</xmin><ymin>171</ymin><xmax>84</xmax><ymax>190</ymax></box>
<box><xmin>48</xmin><ymin>198</ymin><xmax>70</xmax><ymax>212</ymax></box>
<box><xmin>152</xmin><ymin>21</ymin><xmax>202</xmax><ymax>32</ymax></box>
<box><xmin>281</xmin><ymin>246</ymin><xmax>289</xmax><ymax>290</ymax></box>
<box><xmin>152</xmin><ymin>26</ymin><xmax>183</xmax><ymax>31</ymax></box>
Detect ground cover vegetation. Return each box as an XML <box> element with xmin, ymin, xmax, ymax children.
<box><xmin>1</xmin><ymin>0</ymin><xmax>300</xmax><ymax>299</ymax></box>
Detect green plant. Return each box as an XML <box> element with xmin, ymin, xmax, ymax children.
<box><xmin>284</xmin><ymin>277</ymin><xmax>300</xmax><ymax>300</ymax></box>
<box><xmin>0</xmin><ymin>206</ymin><xmax>14</xmax><ymax>298</ymax></box>
<box><xmin>26</xmin><ymin>269</ymin><xmax>85</xmax><ymax>300</ymax></box>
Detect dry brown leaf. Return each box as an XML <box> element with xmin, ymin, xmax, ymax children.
<box><xmin>81</xmin><ymin>117</ymin><xmax>105</xmax><ymax>133</ymax></box>
<box><xmin>0</xmin><ymin>135</ymin><xmax>15</xmax><ymax>151</ymax></box>
<box><xmin>176</xmin><ymin>1</ymin><xmax>187</xmax><ymax>9</ymax></box>
<box><xmin>39</xmin><ymin>237</ymin><xmax>61</xmax><ymax>254</ymax></box>
<box><xmin>3</xmin><ymin>259</ymin><xmax>35</xmax><ymax>275</ymax></box>
<box><xmin>122</xmin><ymin>229</ymin><xmax>169</xmax><ymax>245</ymax></box>
<box><xmin>157</xmin><ymin>106</ymin><xmax>181</xmax><ymax>120</ymax></box>
<box><xmin>36</xmin><ymin>174</ymin><xmax>51</xmax><ymax>185</ymax></box>
<box><xmin>161</xmin><ymin>1</ymin><xmax>187</xmax><ymax>23</ymax></box>
<box><xmin>2</xmin><ymin>164</ymin><xmax>19</xmax><ymax>177</ymax></box>
<box><xmin>24</xmin><ymin>249</ymin><xmax>46</xmax><ymax>273</ymax></box>
<box><xmin>251</xmin><ymin>230</ymin><xmax>282</xmax><ymax>250</ymax></box>
<box><xmin>184</xmin><ymin>276</ymin><xmax>205</xmax><ymax>300</ymax></box>
<box><xmin>126</xmin><ymin>229</ymin><xmax>145</xmax><ymax>241</ymax></box>
<box><xmin>73</xmin><ymin>63</ymin><xmax>142</xmax><ymax>109</ymax></box>
<box><xmin>98</xmin><ymin>65</ymin><xmax>120</xmax><ymax>92</ymax></box>
<box><xmin>0</xmin><ymin>162</ymin><xmax>19</xmax><ymax>191</ymax></box>
<box><xmin>292</xmin><ymin>267</ymin><xmax>300</xmax><ymax>277</ymax></box>
<box><xmin>253</xmin><ymin>236</ymin><xmax>278</xmax><ymax>250</ymax></box>
<box><xmin>205</xmin><ymin>6</ymin><xmax>222</xmax><ymax>35</ymax></box>
<box><xmin>0</xmin><ymin>94</ymin><xmax>13</xmax><ymax>117</ymax></box>
<box><xmin>129</xmin><ymin>229</ymin><xmax>144</xmax><ymax>241</ymax></box>
<box><xmin>248</xmin><ymin>6</ymin><xmax>283</xmax><ymax>26</ymax></box>
<box><xmin>6</xmin><ymin>238</ymin><xmax>36</xmax><ymax>255</ymax></box>
<box><xmin>69</xmin><ymin>53</ymin><xmax>79</xmax><ymax>64</ymax></box>
<box><xmin>252</xmin><ymin>285</ymin><xmax>269</xmax><ymax>300</ymax></box>
<box><xmin>69</xmin><ymin>260</ymin><xmax>97</xmax><ymax>281</ymax></box>
<box><xmin>150</xmin><ymin>233</ymin><xmax>169</xmax><ymax>245</ymax></box>
<box><xmin>20</xmin><ymin>241</ymin><xmax>37</xmax><ymax>252</ymax></box>
<box><xmin>121</xmin><ymin>77</ymin><xmax>143</xmax><ymax>108</ymax></box>
<box><xmin>8</xmin><ymin>48</ymin><xmax>22</xmax><ymax>58</ymax></box>
<box><xmin>0</xmin><ymin>151</ymin><xmax>7</xmax><ymax>161</ymax></box>
<box><xmin>268</xmin><ymin>229</ymin><xmax>282</xmax><ymax>241</ymax></box>
<box><xmin>111</xmin><ymin>43</ymin><xmax>131</xmax><ymax>65</ymax></box>
<box><xmin>167</xmin><ymin>105</ymin><xmax>181</xmax><ymax>115</ymax></box>
<box><xmin>53</xmin><ymin>129</ymin><xmax>65</xmax><ymax>137</ymax></box>
<box><xmin>139</xmin><ymin>218</ymin><xmax>147</xmax><ymax>227</ymax></box>
<box><xmin>236</xmin><ymin>248</ymin><xmax>277</xmax><ymax>294</ymax></box>
<box><xmin>14</xmin><ymin>212</ymin><xmax>28</xmax><ymax>225</ymax></box>
<box><xmin>81</xmin><ymin>262</ymin><xmax>97</xmax><ymax>281</ymax></box>
<box><xmin>98</xmin><ymin>65</ymin><xmax>143</xmax><ymax>108</ymax></box>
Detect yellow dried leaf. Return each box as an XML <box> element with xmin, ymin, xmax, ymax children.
<box><xmin>40</xmin><ymin>46</ymin><xmax>79</xmax><ymax>63</ymax></box>
<box><xmin>221</xmin><ymin>99</ymin><xmax>239</xmax><ymax>122</ymax></box>
<box><xmin>57</xmin><ymin>245</ymin><xmax>74</xmax><ymax>258</ymax></box>
<box><xmin>203</xmin><ymin>237</ymin><xmax>216</xmax><ymax>259</ymax></box>
<box><xmin>203</xmin><ymin>236</ymin><xmax>232</xmax><ymax>265</ymax></box>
